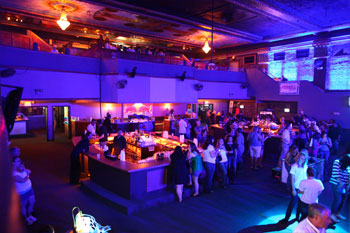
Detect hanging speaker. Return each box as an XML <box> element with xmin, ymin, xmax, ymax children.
<box><xmin>2</xmin><ymin>88</ymin><xmax>23</xmax><ymax>134</ymax></box>
<box><xmin>128</xmin><ymin>67</ymin><xmax>137</xmax><ymax>78</ymax></box>
<box><xmin>117</xmin><ymin>79</ymin><xmax>128</xmax><ymax>89</ymax></box>
<box><xmin>1</xmin><ymin>68</ymin><xmax>16</xmax><ymax>78</ymax></box>
<box><xmin>194</xmin><ymin>83</ymin><xmax>203</xmax><ymax>91</ymax></box>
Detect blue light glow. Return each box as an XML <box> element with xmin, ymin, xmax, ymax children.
<box><xmin>297</xmin><ymin>59</ymin><xmax>314</xmax><ymax>81</ymax></box>
<box><xmin>283</xmin><ymin>61</ymin><xmax>297</xmax><ymax>81</ymax></box>
<box><xmin>258</xmin><ymin>214</ymin><xmax>348</xmax><ymax>233</ymax></box>
<box><xmin>267</xmin><ymin>51</ymin><xmax>313</xmax><ymax>81</ymax></box>
<box><xmin>328</xmin><ymin>56</ymin><xmax>350</xmax><ymax>90</ymax></box>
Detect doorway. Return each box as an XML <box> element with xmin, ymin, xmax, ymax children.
<box><xmin>53</xmin><ymin>106</ymin><xmax>71</xmax><ymax>139</ymax></box>
<box><xmin>17</xmin><ymin>106</ymin><xmax>48</xmax><ymax>136</ymax></box>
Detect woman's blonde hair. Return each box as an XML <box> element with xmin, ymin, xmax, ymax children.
<box><xmin>295</xmin><ymin>151</ymin><xmax>308</xmax><ymax>167</ymax></box>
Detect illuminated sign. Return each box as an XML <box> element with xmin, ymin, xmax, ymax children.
<box><xmin>279</xmin><ymin>82</ymin><xmax>299</xmax><ymax>95</ymax></box>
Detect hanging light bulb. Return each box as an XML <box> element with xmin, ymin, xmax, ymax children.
<box><xmin>57</xmin><ymin>8</ymin><xmax>70</xmax><ymax>31</ymax></box>
<box><xmin>202</xmin><ymin>39</ymin><xmax>211</xmax><ymax>54</ymax></box>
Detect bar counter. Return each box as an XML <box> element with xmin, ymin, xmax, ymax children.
<box><xmin>87</xmin><ymin>152</ymin><xmax>171</xmax><ymax>200</ymax></box>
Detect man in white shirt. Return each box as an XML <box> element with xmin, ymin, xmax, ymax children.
<box><xmin>86</xmin><ymin>119</ymin><xmax>96</xmax><ymax>135</ymax></box>
<box><xmin>293</xmin><ymin>203</ymin><xmax>331</xmax><ymax>233</ymax></box>
<box><xmin>298</xmin><ymin>167</ymin><xmax>324</xmax><ymax>221</ymax></box>
<box><xmin>178</xmin><ymin>116</ymin><xmax>187</xmax><ymax>136</ymax></box>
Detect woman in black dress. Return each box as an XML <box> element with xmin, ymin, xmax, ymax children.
<box><xmin>170</xmin><ymin>146</ymin><xmax>189</xmax><ymax>202</ymax></box>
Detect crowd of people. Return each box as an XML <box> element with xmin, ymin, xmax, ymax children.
<box><xmin>65</xmin><ymin>105</ymin><xmax>350</xmax><ymax>233</ymax></box>
<box><xmin>10</xmin><ymin>106</ymin><xmax>349</xmax><ymax>232</ymax></box>
<box><xmin>99</xmin><ymin>35</ymin><xmax>167</xmax><ymax>56</ymax></box>
<box><xmin>167</xmin><ymin>109</ymin><xmax>349</xmax><ymax>232</ymax></box>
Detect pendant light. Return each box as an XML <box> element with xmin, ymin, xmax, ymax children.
<box><xmin>202</xmin><ymin>39</ymin><xmax>211</xmax><ymax>53</ymax></box>
<box><xmin>57</xmin><ymin>7</ymin><xmax>70</xmax><ymax>31</ymax></box>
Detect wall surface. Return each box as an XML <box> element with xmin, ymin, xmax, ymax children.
<box><xmin>197</xmin><ymin>81</ymin><xmax>249</xmax><ymax>100</ymax></box>
<box><xmin>246</xmin><ymin>68</ymin><xmax>350</xmax><ymax>128</ymax></box>
<box><xmin>0</xmin><ymin>45</ymin><xmax>98</xmax><ymax>73</ymax></box>
<box><xmin>0</xmin><ymin>69</ymin><xmax>100</xmax><ymax>99</ymax></box>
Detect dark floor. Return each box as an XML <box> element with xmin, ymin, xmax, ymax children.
<box><xmin>10</xmin><ymin>132</ymin><xmax>349</xmax><ymax>233</ymax></box>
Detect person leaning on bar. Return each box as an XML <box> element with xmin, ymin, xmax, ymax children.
<box><xmin>69</xmin><ymin>133</ymin><xmax>93</xmax><ymax>184</ymax></box>
<box><xmin>113</xmin><ymin>130</ymin><xmax>126</xmax><ymax>157</ymax></box>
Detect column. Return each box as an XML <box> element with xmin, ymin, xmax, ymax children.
<box><xmin>47</xmin><ymin>106</ymin><xmax>54</xmax><ymax>141</ymax></box>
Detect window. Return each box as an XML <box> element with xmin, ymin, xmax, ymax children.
<box><xmin>296</xmin><ymin>49</ymin><xmax>309</xmax><ymax>58</ymax></box>
<box><xmin>274</xmin><ymin>52</ymin><xmax>285</xmax><ymax>61</ymax></box>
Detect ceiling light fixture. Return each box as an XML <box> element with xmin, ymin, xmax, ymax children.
<box><xmin>50</xmin><ymin>1</ymin><xmax>77</xmax><ymax>31</ymax></box>
<box><xmin>202</xmin><ymin>39</ymin><xmax>211</xmax><ymax>54</ymax></box>
<box><xmin>57</xmin><ymin>7</ymin><xmax>70</xmax><ymax>30</ymax></box>
<box><xmin>203</xmin><ymin>0</ymin><xmax>214</xmax><ymax>56</ymax></box>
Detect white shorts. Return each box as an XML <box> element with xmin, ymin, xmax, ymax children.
<box><xmin>250</xmin><ymin>146</ymin><xmax>262</xmax><ymax>158</ymax></box>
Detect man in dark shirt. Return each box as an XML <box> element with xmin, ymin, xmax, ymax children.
<box><xmin>328</xmin><ymin>119</ymin><xmax>341</xmax><ymax>155</ymax></box>
<box><xmin>113</xmin><ymin>130</ymin><xmax>126</xmax><ymax>156</ymax></box>
<box><xmin>96</xmin><ymin>120</ymin><xmax>108</xmax><ymax>150</ymax></box>
<box><xmin>103</xmin><ymin>113</ymin><xmax>113</xmax><ymax>135</ymax></box>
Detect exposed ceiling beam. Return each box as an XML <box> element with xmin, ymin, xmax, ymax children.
<box><xmin>224</xmin><ymin>0</ymin><xmax>321</xmax><ymax>32</ymax></box>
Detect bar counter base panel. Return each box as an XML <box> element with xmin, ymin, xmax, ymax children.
<box><xmin>81</xmin><ymin>180</ymin><xmax>192</xmax><ymax>215</ymax></box>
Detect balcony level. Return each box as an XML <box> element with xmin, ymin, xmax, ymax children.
<box><xmin>0</xmin><ymin>45</ymin><xmax>246</xmax><ymax>83</ymax></box>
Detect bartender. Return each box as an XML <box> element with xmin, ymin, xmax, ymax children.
<box><xmin>113</xmin><ymin>130</ymin><xmax>126</xmax><ymax>156</ymax></box>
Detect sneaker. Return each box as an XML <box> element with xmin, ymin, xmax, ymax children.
<box><xmin>30</xmin><ymin>215</ymin><xmax>37</xmax><ymax>222</ymax></box>
<box><xmin>26</xmin><ymin>217</ymin><xmax>34</xmax><ymax>225</ymax></box>
<box><xmin>336</xmin><ymin>214</ymin><xmax>346</xmax><ymax>221</ymax></box>
<box><xmin>330</xmin><ymin>214</ymin><xmax>340</xmax><ymax>223</ymax></box>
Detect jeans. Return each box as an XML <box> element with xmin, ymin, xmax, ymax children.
<box><xmin>318</xmin><ymin>150</ymin><xmax>329</xmax><ymax>180</ymax></box>
<box><xmin>227</xmin><ymin>155</ymin><xmax>236</xmax><ymax>182</ymax></box>
<box><xmin>236</xmin><ymin>147</ymin><xmax>244</xmax><ymax>169</ymax></box>
<box><xmin>331</xmin><ymin>183</ymin><xmax>348</xmax><ymax>215</ymax></box>
<box><xmin>284</xmin><ymin>189</ymin><xmax>301</xmax><ymax>221</ymax></box>
<box><xmin>203</xmin><ymin>162</ymin><xmax>216</xmax><ymax>192</ymax></box>
<box><xmin>298</xmin><ymin>199</ymin><xmax>309</xmax><ymax>221</ymax></box>
<box><xmin>280</xmin><ymin>143</ymin><xmax>290</xmax><ymax>163</ymax></box>
<box><xmin>330</xmin><ymin>139</ymin><xmax>339</xmax><ymax>154</ymax></box>
<box><xmin>218</xmin><ymin>162</ymin><xmax>228</xmax><ymax>186</ymax></box>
